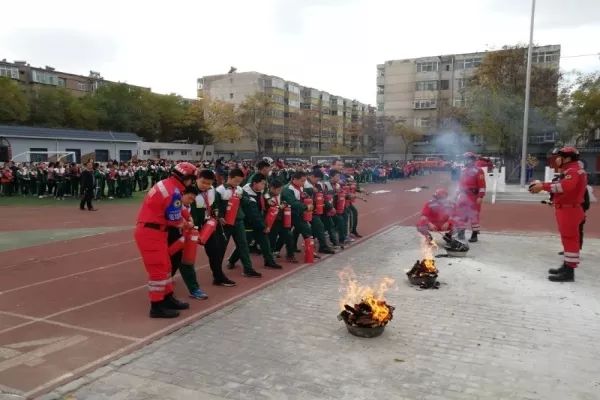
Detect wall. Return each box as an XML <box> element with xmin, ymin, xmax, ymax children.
<box><xmin>137</xmin><ymin>142</ymin><xmax>215</xmax><ymax>161</ymax></box>
<box><xmin>7</xmin><ymin>137</ymin><xmax>137</xmax><ymax>163</ymax></box>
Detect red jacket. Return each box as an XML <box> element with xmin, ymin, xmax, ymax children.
<box><xmin>542</xmin><ymin>161</ymin><xmax>587</xmax><ymax>207</ymax></box>
<box><xmin>459</xmin><ymin>165</ymin><xmax>486</xmax><ymax>198</ymax></box>
<box><xmin>136</xmin><ymin>176</ymin><xmax>185</xmax><ymax>226</ymax></box>
<box><xmin>418</xmin><ymin>199</ymin><xmax>453</xmax><ymax>227</ymax></box>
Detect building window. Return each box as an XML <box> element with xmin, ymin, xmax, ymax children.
<box><xmin>119</xmin><ymin>150</ymin><xmax>132</xmax><ymax>162</ymax></box>
<box><xmin>206</xmin><ymin>151</ymin><xmax>212</xmax><ymax>156</ymax></box>
<box><xmin>455</xmin><ymin>58</ymin><xmax>482</xmax><ymax>70</ymax></box>
<box><xmin>440</xmin><ymin>80</ymin><xmax>449</xmax><ymax>90</ymax></box>
<box><xmin>167</xmin><ymin>150</ymin><xmax>174</xmax><ymax>155</ymax></box>
<box><xmin>181</xmin><ymin>150</ymin><xmax>188</xmax><ymax>156</ymax></box>
<box><xmin>415</xmin><ymin>80</ymin><xmax>438</xmax><ymax>91</ymax></box>
<box><xmin>0</xmin><ymin>65</ymin><xmax>19</xmax><ymax>79</ymax></box>
<box><xmin>377</xmin><ymin>68</ymin><xmax>385</xmax><ymax>78</ymax></box>
<box><xmin>416</xmin><ymin>62</ymin><xmax>438</xmax><ymax>72</ymax></box>
<box><xmin>195</xmin><ymin>151</ymin><xmax>201</xmax><ymax>156</ymax></box>
<box><xmin>377</xmin><ymin>103</ymin><xmax>384</xmax><ymax>112</ymax></box>
<box><xmin>471</xmin><ymin>135</ymin><xmax>484</xmax><ymax>145</ymax></box>
<box><xmin>95</xmin><ymin>150</ymin><xmax>109</xmax><ymax>162</ymax></box>
<box><xmin>453</xmin><ymin>98</ymin><xmax>466</xmax><ymax>107</ymax></box>
<box><xmin>533</xmin><ymin>50</ymin><xmax>560</xmax><ymax>64</ymax></box>
<box><xmin>31</xmin><ymin>70</ymin><xmax>59</xmax><ymax>85</ymax></box>
<box><xmin>414</xmin><ymin>117</ymin><xmax>431</xmax><ymax>128</ymax></box>
<box><xmin>377</xmin><ymin>86</ymin><xmax>385</xmax><ymax>94</ymax></box>
<box><xmin>65</xmin><ymin>148</ymin><xmax>81</xmax><ymax>163</ymax></box>
<box><xmin>30</xmin><ymin>148</ymin><xmax>48</xmax><ymax>162</ymax></box>
<box><xmin>57</xmin><ymin>78</ymin><xmax>66</xmax><ymax>87</ymax></box>
<box><xmin>229</xmin><ymin>93</ymin><xmax>234</xmax><ymax>99</ymax></box>
<box><xmin>414</xmin><ymin>99</ymin><xmax>437</xmax><ymax>109</ymax></box>
<box><xmin>456</xmin><ymin>78</ymin><xmax>467</xmax><ymax>90</ymax></box>
<box><xmin>143</xmin><ymin>150</ymin><xmax>150</xmax><ymax>155</ymax></box>
<box><xmin>77</xmin><ymin>82</ymin><xmax>90</xmax><ymax>91</ymax></box>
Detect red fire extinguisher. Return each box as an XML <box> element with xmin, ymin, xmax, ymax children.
<box><xmin>336</xmin><ymin>192</ymin><xmax>346</xmax><ymax>214</ymax></box>
<box><xmin>168</xmin><ymin>236</ymin><xmax>185</xmax><ymax>256</ymax></box>
<box><xmin>314</xmin><ymin>192</ymin><xmax>324</xmax><ymax>215</ymax></box>
<box><xmin>264</xmin><ymin>205</ymin><xmax>279</xmax><ymax>230</ymax></box>
<box><xmin>224</xmin><ymin>192</ymin><xmax>240</xmax><ymax>225</ymax></box>
<box><xmin>198</xmin><ymin>218</ymin><xmax>217</xmax><ymax>245</ymax></box>
<box><xmin>304</xmin><ymin>237</ymin><xmax>315</xmax><ymax>263</ymax></box>
<box><xmin>283</xmin><ymin>204</ymin><xmax>292</xmax><ymax>228</ymax></box>
<box><xmin>181</xmin><ymin>227</ymin><xmax>199</xmax><ymax>265</ymax></box>
<box><xmin>350</xmin><ymin>183</ymin><xmax>357</xmax><ymax>193</ymax></box>
<box><xmin>303</xmin><ymin>198</ymin><xmax>313</xmax><ymax>222</ymax></box>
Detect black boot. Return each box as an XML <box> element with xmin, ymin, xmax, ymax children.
<box><xmin>162</xmin><ymin>293</ymin><xmax>190</xmax><ymax>310</ymax></box>
<box><xmin>149</xmin><ymin>301</ymin><xmax>180</xmax><ymax>318</ymax></box>
<box><xmin>548</xmin><ymin>266</ymin><xmax>575</xmax><ymax>282</ymax></box>
<box><xmin>468</xmin><ymin>231</ymin><xmax>479</xmax><ymax>243</ymax></box>
<box><xmin>442</xmin><ymin>232</ymin><xmax>453</xmax><ymax>243</ymax></box>
<box><xmin>457</xmin><ymin>230</ymin><xmax>465</xmax><ymax>240</ymax></box>
<box><xmin>319</xmin><ymin>247</ymin><xmax>336</xmax><ymax>255</ymax></box>
<box><xmin>548</xmin><ymin>263</ymin><xmax>568</xmax><ymax>275</ymax></box>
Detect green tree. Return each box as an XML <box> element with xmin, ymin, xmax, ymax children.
<box><xmin>180</xmin><ymin>100</ymin><xmax>211</xmax><ymax>144</ymax></box>
<box><xmin>202</xmin><ymin>99</ymin><xmax>241</xmax><ymax>144</ymax></box>
<box><xmin>0</xmin><ymin>77</ymin><xmax>29</xmax><ymax>123</ymax></box>
<box><xmin>65</xmin><ymin>95</ymin><xmax>99</xmax><ymax>130</ymax></box>
<box><xmin>560</xmin><ymin>72</ymin><xmax>600</xmax><ymax>146</ymax></box>
<box><xmin>28</xmin><ymin>86</ymin><xmax>75</xmax><ymax>127</ymax></box>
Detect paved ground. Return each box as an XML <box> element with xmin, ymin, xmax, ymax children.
<box><xmin>50</xmin><ymin>226</ymin><xmax>600</xmax><ymax>400</ymax></box>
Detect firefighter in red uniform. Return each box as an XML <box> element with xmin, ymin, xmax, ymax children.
<box><xmin>417</xmin><ymin>188</ymin><xmax>454</xmax><ymax>244</ymax></box>
<box><xmin>457</xmin><ymin>152</ymin><xmax>486</xmax><ymax>243</ymax></box>
<box><xmin>134</xmin><ymin>162</ymin><xmax>197</xmax><ymax>318</ymax></box>
<box><xmin>529</xmin><ymin>147</ymin><xmax>587</xmax><ymax>282</ymax></box>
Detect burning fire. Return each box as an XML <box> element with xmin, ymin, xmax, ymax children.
<box><xmin>338</xmin><ymin>267</ymin><xmax>394</xmax><ymax>324</ymax></box>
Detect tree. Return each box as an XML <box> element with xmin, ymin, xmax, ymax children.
<box><xmin>65</xmin><ymin>96</ymin><xmax>99</xmax><ymax>130</ymax></box>
<box><xmin>466</xmin><ymin>45</ymin><xmax>561</xmax><ymax>161</ymax></box>
<box><xmin>393</xmin><ymin>122</ymin><xmax>423</xmax><ymax>161</ymax></box>
<box><xmin>202</xmin><ymin>99</ymin><xmax>241</xmax><ymax>144</ymax></box>
<box><xmin>180</xmin><ymin>100</ymin><xmax>211</xmax><ymax>145</ymax></box>
<box><xmin>28</xmin><ymin>86</ymin><xmax>75</xmax><ymax>127</ymax></box>
<box><xmin>0</xmin><ymin>77</ymin><xmax>29</xmax><ymax>123</ymax></box>
<box><xmin>238</xmin><ymin>92</ymin><xmax>275</xmax><ymax>155</ymax></box>
<box><xmin>560</xmin><ymin>72</ymin><xmax>600</xmax><ymax>146</ymax></box>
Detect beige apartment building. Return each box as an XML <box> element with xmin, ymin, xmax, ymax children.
<box><xmin>198</xmin><ymin>71</ymin><xmax>374</xmax><ymax>158</ymax></box>
<box><xmin>0</xmin><ymin>59</ymin><xmax>150</xmax><ymax>97</ymax></box>
<box><xmin>376</xmin><ymin>45</ymin><xmax>561</xmax><ymax>159</ymax></box>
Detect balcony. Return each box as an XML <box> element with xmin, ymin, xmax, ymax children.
<box><xmin>377</xmin><ymin>76</ymin><xmax>385</xmax><ymax>86</ymax></box>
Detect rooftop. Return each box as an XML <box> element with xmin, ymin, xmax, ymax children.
<box><xmin>0</xmin><ymin>125</ymin><xmax>141</xmax><ymax>143</ymax></box>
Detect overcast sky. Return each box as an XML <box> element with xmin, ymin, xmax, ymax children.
<box><xmin>1</xmin><ymin>0</ymin><xmax>599</xmax><ymax>104</ymax></box>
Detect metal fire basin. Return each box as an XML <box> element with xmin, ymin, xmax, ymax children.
<box><xmin>344</xmin><ymin>321</ymin><xmax>385</xmax><ymax>338</ymax></box>
<box><xmin>408</xmin><ymin>274</ymin><xmax>438</xmax><ymax>287</ymax></box>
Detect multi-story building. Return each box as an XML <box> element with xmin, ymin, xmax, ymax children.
<box><xmin>0</xmin><ymin>59</ymin><xmax>150</xmax><ymax>97</ymax></box>
<box><xmin>376</xmin><ymin>45</ymin><xmax>561</xmax><ymax>159</ymax></box>
<box><xmin>198</xmin><ymin>71</ymin><xmax>371</xmax><ymax>157</ymax></box>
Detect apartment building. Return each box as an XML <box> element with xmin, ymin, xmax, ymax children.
<box><xmin>376</xmin><ymin>45</ymin><xmax>561</xmax><ymax>159</ymax></box>
<box><xmin>198</xmin><ymin>71</ymin><xmax>372</xmax><ymax>157</ymax></box>
<box><xmin>0</xmin><ymin>59</ymin><xmax>150</xmax><ymax>97</ymax></box>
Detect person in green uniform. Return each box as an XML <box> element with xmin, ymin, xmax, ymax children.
<box><xmin>265</xmin><ymin>179</ymin><xmax>296</xmax><ymax>262</ymax></box>
<box><xmin>190</xmin><ymin>169</ymin><xmax>236</xmax><ymax>287</ymax></box>
<box><xmin>169</xmin><ymin>186</ymin><xmax>209</xmax><ymax>300</ymax></box>
<box><xmin>281</xmin><ymin>171</ymin><xmax>315</xmax><ymax>260</ymax></box>
<box><xmin>328</xmin><ymin>170</ymin><xmax>348</xmax><ymax>245</ymax></box>
<box><xmin>216</xmin><ymin>168</ymin><xmax>262</xmax><ymax>278</ymax></box>
<box><xmin>36</xmin><ymin>163</ymin><xmax>47</xmax><ymax>198</ymax></box>
<box><xmin>304</xmin><ymin>169</ymin><xmax>336</xmax><ymax>255</ymax></box>
<box><xmin>94</xmin><ymin>164</ymin><xmax>105</xmax><ymax>199</ymax></box>
<box><xmin>316</xmin><ymin>178</ymin><xmax>341</xmax><ymax>249</ymax></box>
<box><xmin>230</xmin><ymin>173</ymin><xmax>282</xmax><ymax>269</ymax></box>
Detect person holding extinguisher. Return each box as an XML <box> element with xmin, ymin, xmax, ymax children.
<box><xmin>216</xmin><ymin>168</ymin><xmax>262</xmax><ymax>278</ymax></box>
<box><xmin>190</xmin><ymin>169</ymin><xmax>236</xmax><ymax>287</ymax></box>
<box><xmin>328</xmin><ymin>170</ymin><xmax>349</xmax><ymax>246</ymax></box>
<box><xmin>281</xmin><ymin>171</ymin><xmax>317</xmax><ymax>263</ymax></box>
<box><xmin>304</xmin><ymin>169</ymin><xmax>336</xmax><ymax>255</ymax></box>
<box><xmin>168</xmin><ymin>185</ymin><xmax>209</xmax><ymax>300</ymax></box>
<box><xmin>265</xmin><ymin>179</ymin><xmax>297</xmax><ymax>263</ymax></box>
<box><xmin>230</xmin><ymin>173</ymin><xmax>283</xmax><ymax>269</ymax></box>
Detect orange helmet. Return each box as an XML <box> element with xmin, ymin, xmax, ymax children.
<box><xmin>172</xmin><ymin>162</ymin><xmax>197</xmax><ymax>181</ymax></box>
<box><xmin>557</xmin><ymin>146</ymin><xmax>579</xmax><ymax>160</ymax></box>
<box><xmin>433</xmin><ymin>188</ymin><xmax>448</xmax><ymax>199</ymax></box>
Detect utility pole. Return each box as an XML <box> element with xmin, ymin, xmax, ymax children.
<box><xmin>520</xmin><ymin>0</ymin><xmax>536</xmax><ymax>186</ymax></box>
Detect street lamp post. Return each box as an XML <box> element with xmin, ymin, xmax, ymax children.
<box><xmin>520</xmin><ymin>0</ymin><xmax>536</xmax><ymax>186</ymax></box>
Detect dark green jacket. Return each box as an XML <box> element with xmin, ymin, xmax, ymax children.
<box><xmin>281</xmin><ymin>183</ymin><xmax>307</xmax><ymax>218</ymax></box>
<box><xmin>215</xmin><ymin>184</ymin><xmax>245</xmax><ymax>221</ymax></box>
<box><xmin>241</xmin><ymin>184</ymin><xmax>266</xmax><ymax>232</ymax></box>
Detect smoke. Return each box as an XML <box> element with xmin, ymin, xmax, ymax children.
<box><xmin>432</xmin><ymin>130</ymin><xmax>473</xmax><ymax>159</ymax></box>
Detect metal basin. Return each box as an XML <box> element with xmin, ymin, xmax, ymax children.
<box><xmin>408</xmin><ymin>274</ymin><xmax>438</xmax><ymax>287</ymax></box>
<box><xmin>344</xmin><ymin>322</ymin><xmax>385</xmax><ymax>338</ymax></box>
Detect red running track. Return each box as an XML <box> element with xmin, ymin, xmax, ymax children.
<box><xmin>0</xmin><ymin>173</ymin><xmax>598</xmax><ymax>398</ymax></box>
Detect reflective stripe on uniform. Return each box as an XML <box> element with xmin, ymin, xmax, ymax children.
<box><xmin>550</xmin><ymin>183</ymin><xmax>563</xmax><ymax>193</ymax></box>
<box><xmin>156</xmin><ymin>181</ymin><xmax>169</xmax><ymax>198</ymax></box>
<box><xmin>564</xmin><ymin>251</ymin><xmax>579</xmax><ymax>257</ymax></box>
<box><xmin>564</xmin><ymin>256</ymin><xmax>579</xmax><ymax>263</ymax></box>
<box><xmin>148</xmin><ymin>278</ymin><xmax>172</xmax><ymax>286</ymax></box>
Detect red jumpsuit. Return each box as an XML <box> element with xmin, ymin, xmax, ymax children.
<box><xmin>134</xmin><ymin>177</ymin><xmax>186</xmax><ymax>302</ymax></box>
<box><xmin>542</xmin><ymin>161</ymin><xmax>587</xmax><ymax>268</ymax></box>
<box><xmin>457</xmin><ymin>165</ymin><xmax>486</xmax><ymax>231</ymax></box>
<box><xmin>417</xmin><ymin>199</ymin><xmax>454</xmax><ymax>235</ymax></box>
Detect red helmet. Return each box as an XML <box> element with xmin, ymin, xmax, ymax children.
<box><xmin>172</xmin><ymin>162</ymin><xmax>197</xmax><ymax>182</ymax></box>
<box><xmin>433</xmin><ymin>188</ymin><xmax>448</xmax><ymax>199</ymax></box>
<box><xmin>557</xmin><ymin>146</ymin><xmax>579</xmax><ymax>159</ymax></box>
<box><xmin>463</xmin><ymin>152</ymin><xmax>477</xmax><ymax>160</ymax></box>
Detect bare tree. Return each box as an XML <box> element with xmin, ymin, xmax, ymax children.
<box><xmin>238</xmin><ymin>92</ymin><xmax>275</xmax><ymax>155</ymax></box>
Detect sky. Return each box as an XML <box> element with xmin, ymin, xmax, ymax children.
<box><xmin>1</xmin><ymin>0</ymin><xmax>599</xmax><ymax>104</ymax></box>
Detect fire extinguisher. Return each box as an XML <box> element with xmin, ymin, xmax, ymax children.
<box><xmin>350</xmin><ymin>183</ymin><xmax>357</xmax><ymax>193</ymax></box>
<box><xmin>181</xmin><ymin>227</ymin><xmax>199</xmax><ymax>265</ymax></box>
<box><xmin>336</xmin><ymin>192</ymin><xmax>346</xmax><ymax>214</ymax></box>
<box><xmin>264</xmin><ymin>205</ymin><xmax>279</xmax><ymax>230</ymax></box>
<box><xmin>198</xmin><ymin>218</ymin><xmax>217</xmax><ymax>245</ymax></box>
<box><xmin>303</xmin><ymin>198</ymin><xmax>313</xmax><ymax>222</ymax></box>
<box><xmin>224</xmin><ymin>192</ymin><xmax>240</xmax><ymax>225</ymax></box>
<box><xmin>314</xmin><ymin>192</ymin><xmax>324</xmax><ymax>215</ymax></box>
<box><xmin>283</xmin><ymin>204</ymin><xmax>292</xmax><ymax>229</ymax></box>
<box><xmin>325</xmin><ymin>194</ymin><xmax>336</xmax><ymax>216</ymax></box>
<box><xmin>304</xmin><ymin>237</ymin><xmax>315</xmax><ymax>263</ymax></box>
<box><xmin>168</xmin><ymin>236</ymin><xmax>185</xmax><ymax>256</ymax></box>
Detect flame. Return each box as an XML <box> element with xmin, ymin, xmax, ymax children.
<box><xmin>423</xmin><ymin>259</ymin><xmax>437</xmax><ymax>273</ymax></box>
<box><xmin>338</xmin><ymin>267</ymin><xmax>394</xmax><ymax>323</ymax></box>
<box><xmin>420</xmin><ymin>236</ymin><xmax>438</xmax><ymax>273</ymax></box>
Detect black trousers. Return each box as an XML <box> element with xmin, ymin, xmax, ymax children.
<box><xmin>80</xmin><ymin>188</ymin><xmax>94</xmax><ymax>210</ymax></box>
<box><xmin>204</xmin><ymin>224</ymin><xmax>228</xmax><ymax>281</ymax></box>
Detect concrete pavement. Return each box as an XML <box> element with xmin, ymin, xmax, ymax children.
<box><xmin>43</xmin><ymin>227</ymin><xmax>600</xmax><ymax>400</ymax></box>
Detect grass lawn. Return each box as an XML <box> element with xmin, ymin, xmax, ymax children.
<box><xmin>0</xmin><ymin>191</ymin><xmax>145</xmax><ymax>207</ymax></box>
